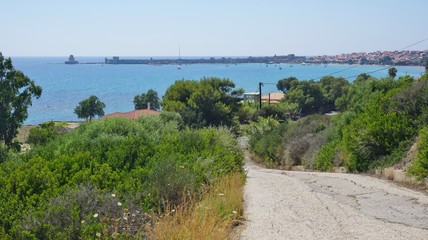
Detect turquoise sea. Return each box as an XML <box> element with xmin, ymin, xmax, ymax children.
<box><xmin>11</xmin><ymin>57</ymin><xmax>425</xmax><ymax>125</ymax></box>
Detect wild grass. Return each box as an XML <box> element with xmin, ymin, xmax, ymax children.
<box><xmin>147</xmin><ymin>172</ymin><xmax>245</xmax><ymax>239</ymax></box>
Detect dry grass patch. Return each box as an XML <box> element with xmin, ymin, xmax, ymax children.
<box><xmin>147</xmin><ymin>172</ymin><xmax>245</xmax><ymax>239</ymax></box>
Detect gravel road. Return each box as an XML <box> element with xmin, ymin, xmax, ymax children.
<box><xmin>238</xmin><ymin>159</ymin><xmax>428</xmax><ymax>240</ymax></box>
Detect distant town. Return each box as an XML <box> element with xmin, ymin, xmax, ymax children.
<box><xmin>310</xmin><ymin>50</ymin><xmax>427</xmax><ymax>66</ymax></box>
<box><xmin>71</xmin><ymin>50</ymin><xmax>428</xmax><ymax>66</ymax></box>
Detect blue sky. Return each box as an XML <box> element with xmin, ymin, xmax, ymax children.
<box><xmin>2</xmin><ymin>0</ymin><xmax>427</xmax><ymax>56</ymax></box>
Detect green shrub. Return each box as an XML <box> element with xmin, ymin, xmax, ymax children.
<box><xmin>341</xmin><ymin>93</ymin><xmax>414</xmax><ymax>171</ymax></box>
<box><xmin>242</xmin><ymin>117</ymin><xmax>280</xmax><ymax>150</ymax></box>
<box><xmin>314</xmin><ymin>140</ymin><xmax>338</xmax><ymax>171</ymax></box>
<box><xmin>23</xmin><ymin>184</ymin><xmax>149</xmax><ymax>239</ymax></box>
<box><xmin>27</xmin><ymin>121</ymin><xmax>59</xmax><ymax>146</ymax></box>
<box><xmin>288</xmin><ymin>138</ymin><xmax>310</xmax><ymax>165</ymax></box>
<box><xmin>280</xmin><ymin>115</ymin><xmax>333</xmax><ymax>167</ymax></box>
<box><xmin>408</xmin><ymin>127</ymin><xmax>428</xmax><ymax>181</ymax></box>
<box><xmin>252</xmin><ymin>124</ymin><xmax>287</xmax><ymax>164</ymax></box>
<box><xmin>149</xmin><ymin>158</ymin><xmax>197</xmax><ymax>204</ymax></box>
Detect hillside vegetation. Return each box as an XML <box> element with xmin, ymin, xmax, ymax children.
<box><xmin>0</xmin><ymin>114</ymin><xmax>244</xmax><ymax>239</ymax></box>
<box><xmin>245</xmin><ymin>72</ymin><xmax>428</xmax><ymax>182</ymax></box>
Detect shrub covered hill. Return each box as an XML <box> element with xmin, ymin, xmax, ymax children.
<box><xmin>0</xmin><ymin>114</ymin><xmax>244</xmax><ymax>239</ymax></box>
<box><xmin>245</xmin><ymin>69</ymin><xmax>428</xmax><ymax>183</ymax></box>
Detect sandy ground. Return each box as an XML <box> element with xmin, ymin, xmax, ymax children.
<box><xmin>238</xmin><ymin>159</ymin><xmax>428</xmax><ymax>240</ymax></box>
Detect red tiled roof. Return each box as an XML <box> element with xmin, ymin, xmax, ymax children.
<box><xmin>102</xmin><ymin>109</ymin><xmax>160</xmax><ymax>120</ymax></box>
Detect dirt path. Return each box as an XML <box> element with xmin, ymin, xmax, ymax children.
<box><xmin>238</xmin><ymin>159</ymin><xmax>428</xmax><ymax>240</ymax></box>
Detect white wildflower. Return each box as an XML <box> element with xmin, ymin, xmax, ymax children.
<box><xmin>93</xmin><ymin>213</ymin><xmax>99</xmax><ymax>218</ymax></box>
<box><xmin>218</xmin><ymin>193</ymin><xmax>225</xmax><ymax>196</ymax></box>
<box><xmin>81</xmin><ymin>220</ymin><xmax>85</xmax><ymax>224</ymax></box>
<box><xmin>117</xmin><ymin>202</ymin><xmax>122</xmax><ymax>206</ymax></box>
<box><xmin>111</xmin><ymin>193</ymin><xmax>116</xmax><ymax>197</ymax></box>
<box><xmin>96</xmin><ymin>232</ymin><xmax>101</xmax><ymax>237</ymax></box>
<box><xmin>232</xmin><ymin>210</ymin><xmax>237</xmax><ymax>215</ymax></box>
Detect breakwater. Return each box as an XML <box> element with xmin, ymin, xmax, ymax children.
<box><xmin>104</xmin><ymin>49</ymin><xmax>428</xmax><ymax>66</ymax></box>
<box><xmin>104</xmin><ymin>55</ymin><xmax>305</xmax><ymax>65</ymax></box>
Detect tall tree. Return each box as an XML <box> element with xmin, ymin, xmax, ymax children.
<box><xmin>320</xmin><ymin>76</ymin><xmax>349</xmax><ymax>110</ymax></box>
<box><xmin>276</xmin><ymin>77</ymin><xmax>299</xmax><ymax>93</ymax></box>
<box><xmin>0</xmin><ymin>53</ymin><xmax>42</xmax><ymax>149</ymax></box>
<box><xmin>74</xmin><ymin>95</ymin><xmax>105</xmax><ymax>121</ymax></box>
<box><xmin>163</xmin><ymin>77</ymin><xmax>243</xmax><ymax>127</ymax></box>
<box><xmin>285</xmin><ymin>80</ymin><xmax>326</xmax><ymax>115</ymax></box>
<box><xmin>388</xmin><ymin>67</ymin><xmax>397</xmax><ymax>79</ymax></box>
<box><xmin>133</xmin><ymin>89</ymin><xmax>160</xmax><ymax>110</ymax></box>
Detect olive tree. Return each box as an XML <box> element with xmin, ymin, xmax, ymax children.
<box><xmin>74</xmin><ymin>95</ymin><xmax>105</xmax><ymax>121</ymax></box>
<box><xmin>0</xmin><ymin>53</ymin><xmax>42</xmax><ymax>149</ymax></box>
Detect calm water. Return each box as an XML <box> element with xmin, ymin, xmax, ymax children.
<box><xmin>10</xmin><ymin>57</ymin><xmax>425</xmax><ymax>125</ymax></box>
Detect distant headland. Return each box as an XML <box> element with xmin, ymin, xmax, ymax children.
<box><xmin>103</xmin><ymin>50</ymin><xmax>427</xmax><ymax>66</ymax></box>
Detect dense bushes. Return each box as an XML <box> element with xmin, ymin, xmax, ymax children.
<box><xmin>334</xmin><ymin>77</ymin><xmax>425</xmax><ymax>171</ymax></box>
<box><xmin>242</xmin><ymin>117</ymin><xmax>285</xmax><ymax>165</ymax></box>
<box><xmin>280</xmin><ymin>115</ymin><xmax>333</xmax><ymax>168</ymax></box>
<box><xmin>244</xmin><ymin>115</ymin><xmax>332</xmax><ymax>168</ymax></box>
<box><xmin>248</xmin><ymin>73</ymin><xmax>428</xmax><ymax>178</ymax></box>
<box><xmin>316</xmin><ymin>76</ymin><xmax>428</xmax><ymax>172</ymax></box>
<box><xmin>0</xmin><ymin>114</ymin><xmax>244</xmax><ymax>238</ymax></box>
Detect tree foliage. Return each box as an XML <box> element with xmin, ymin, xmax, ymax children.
<box><xmin>133</xmin><ymin>89</ymin><xmax>160</xmax><ymax>110</ymax></box>
<box><xmin>0</xmin><ymin>53</ymin><xmax>42</xmax><ymax>148</ymax></box>
<box><xmin>276</xmin><ymin>76</ymin><xmax>349</xmax><ymax>116</ymax></box>
<box><xmin>276</xmin><ymin>77</ymin><xmax>298</xmax><ymax>93</ymax></box>
<box><xmin>388</xmin><ymin>67</ymin><xmax>397</xmax><ymax>79</ymax></box>
<box><xmin>74</xmin><ymin>95</ymin><xmax>105</xmax><ymax>121</ymax></box>
<box><xmin>162</xmin><ymin>77</ymin><xmax>244</xmax><ymax>127</ymax></box>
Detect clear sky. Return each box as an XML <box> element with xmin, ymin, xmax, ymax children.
<box><xmin>2</xmin><ymin>0</ymin><xmax>427</xmax><ymax>57</ymax></box>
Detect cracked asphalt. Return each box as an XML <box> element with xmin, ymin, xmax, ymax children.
<box><xmin>238</xmin><ymin>159</ymin><xmax>428</xmax><ymax>240</ymax></box>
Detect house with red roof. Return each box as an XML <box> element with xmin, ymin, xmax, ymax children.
<box><xmin>102</xmin><ymin>103</ymin><xmax>160</xmax><ymax>120</ymax></box>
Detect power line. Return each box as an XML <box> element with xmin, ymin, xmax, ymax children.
<box><xmin>311</xmin><ymin>65</ymin><xmax>359</xmax><ymax>81</ymax></box>
<box><xmin>343</xmin><ymin>66</ymin><xmax>390</xmax><ymax>80</ymax></box>
<box><xmin>398</xmin><ymin>38</ymin><xmax>428</xmax><ymax>51</ymax></box>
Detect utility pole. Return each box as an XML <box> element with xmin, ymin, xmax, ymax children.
<box><xmin>259</xmin><ymin>82</ymin><xmax>263</xmax><ymax>110</ymax></box>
